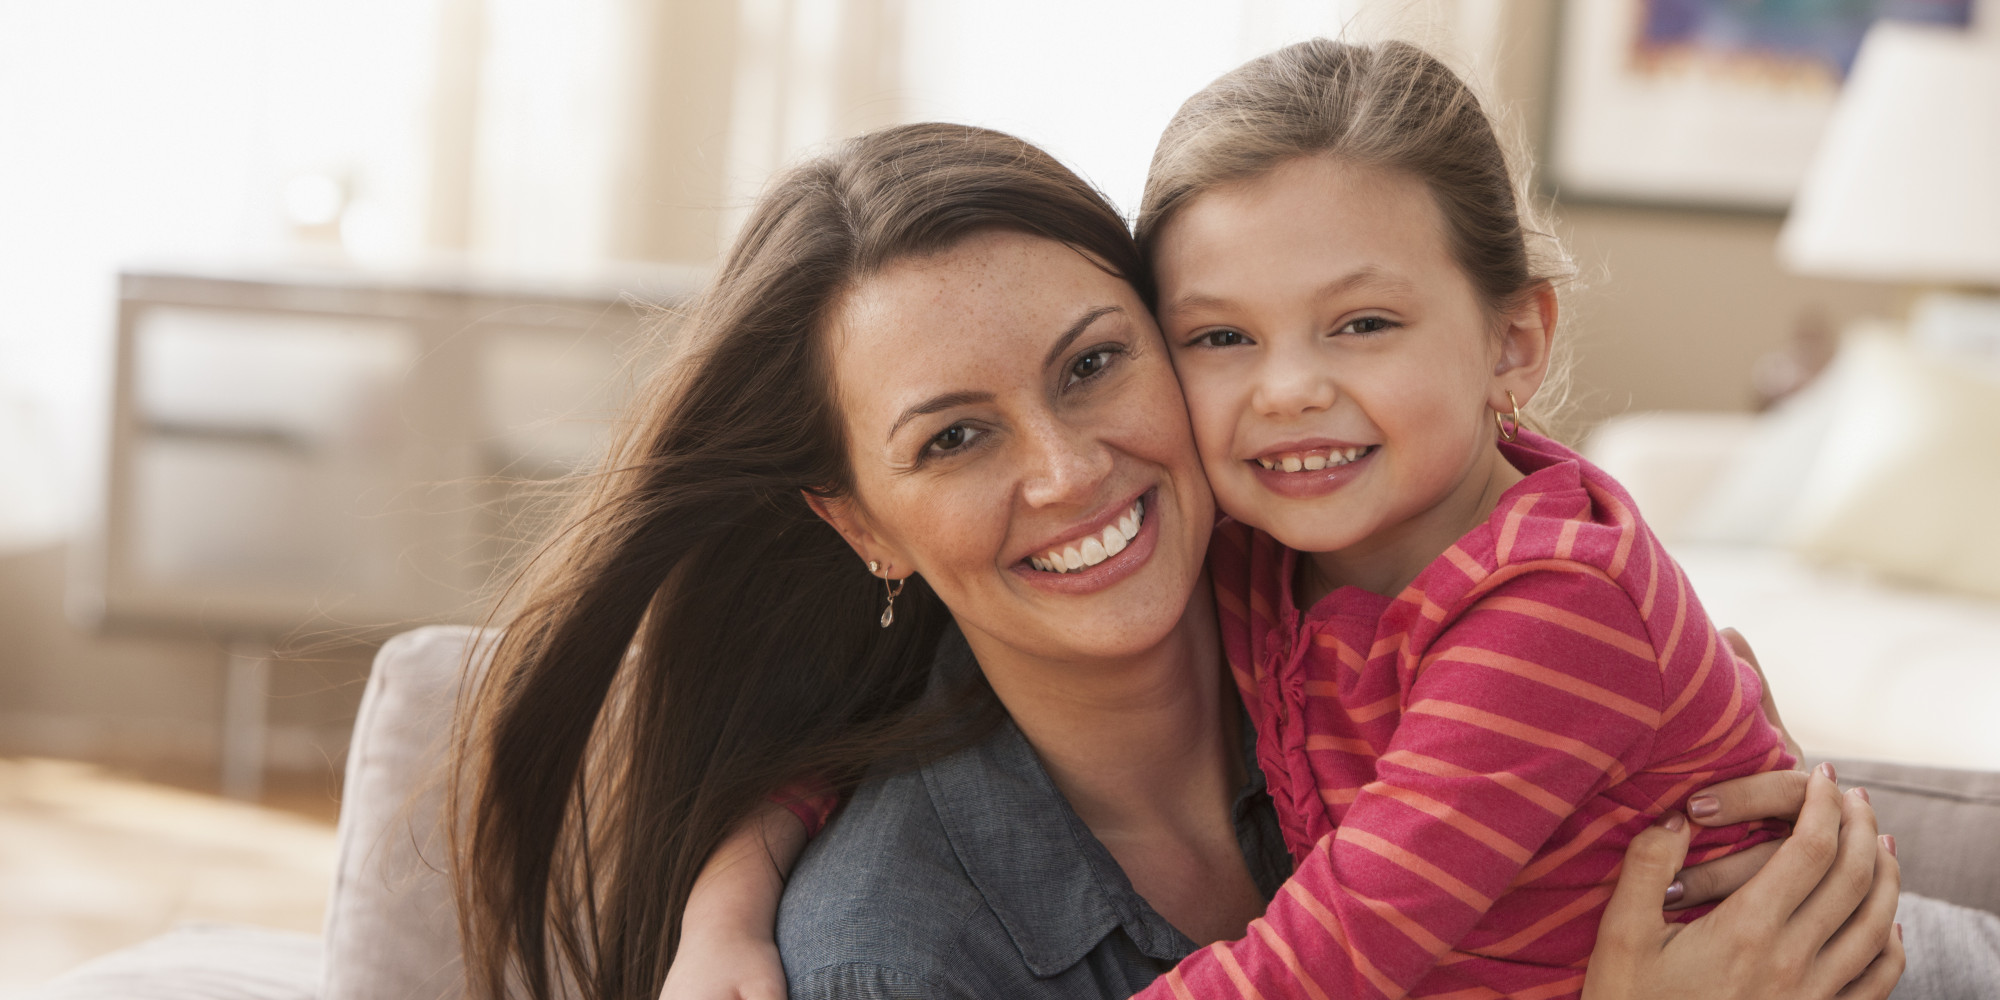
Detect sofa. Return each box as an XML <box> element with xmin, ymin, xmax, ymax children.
<box><xmin>29</xmin><ymin>615</ymin><xmax>2000</xmax><ymax>998</ymax></box>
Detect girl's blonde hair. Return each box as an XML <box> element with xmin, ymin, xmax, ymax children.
<box><xmin>1136</xmin><ymin>38</ymin><xmax>1575</xmax><ymax>430</ymax></box>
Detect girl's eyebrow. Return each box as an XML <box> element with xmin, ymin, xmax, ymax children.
<box><xmin>1163</xmin><ymin>268</ymin><xmax>1418</xmax><ymax>321</ymax></box>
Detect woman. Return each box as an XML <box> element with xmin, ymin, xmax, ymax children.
<box><xmin>451</xmin><ymin>122</ymin><xmax>1903</xmax><ymax>1000</ymax></box>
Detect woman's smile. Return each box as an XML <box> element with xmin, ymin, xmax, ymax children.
<box><xmin>1014</xmin><ymin>486</ymin><xmax>1161</xmax><ymax>595</ymax></box>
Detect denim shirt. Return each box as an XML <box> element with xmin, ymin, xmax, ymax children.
<box><xmin>775</xmin><ymin>628</ymin><xmax>1289</xmax><ymax>1000</ymax></box>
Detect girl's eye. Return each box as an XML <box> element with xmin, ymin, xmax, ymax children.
<box><xmin>1064</xmin><ymin>346</ymin><xmax>1121</xmax><ymax>388</ymax></box>
<box><xmin>1339</xmin><ymin>316</ymin><xmax>1396</xmax><ymax>336</ymax></box>
<box><xmin>1191</xmin><ymin>328</ymin><xmax>1249</xmax><ymax>348</ymax></box>
<box><xmin>927</xmin><ymin>423</ymin><xmax>980</xmax><ymax>456</ymax></box>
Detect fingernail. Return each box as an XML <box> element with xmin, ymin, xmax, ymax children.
<box><xmin>1896</xmin><ymin>922</ymin><xmax>1904</xmax><ymax>942</ymax></box>
<box><xmin>1687</xmin><ymin>795</ymin><xmax>1720</xmax><ymax>819</ymax></box>
<box><xmin>1664</xmin><ymin>880</ymin><xmax>1685</xmax><ymax>905</ymax></box>
<box><xmin>1855</xmin><ymin>786</ymin><xmax>1871</xmax><ymax>804</ymax></box>
<box><xmin>1816</xmin><ymin>761</ymin><xmax>1838</xmax><ymax>783</ymax></box>
<box><xmin>1661</xmin><ymin>811</ymin><xmax>1687</xmax><ymax>832</ymax></box>
<box><xmin>1882</xmin><ymin>834</ymin><xmax>1896</xmax><ymax>857</ymax></box>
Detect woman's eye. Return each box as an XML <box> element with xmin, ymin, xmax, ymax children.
<box><xmin>926</xmin><ymin>423</ymin><xmax>980</xmax><ymax>457</ymax></box>
<box><xmin>1339</xmin><ymin>316</ymin><xmax>1395</xmax><ymax>336</ymax></box>
<box><xmin>1065</xmin><ymin>347</ymin><xmax>1118</xmax><ymax>387</ymax></box>
<box><xmin>1192</xmin><ymin>328</ymin><xmax>1248</xmax><ymax>348</ymax></box>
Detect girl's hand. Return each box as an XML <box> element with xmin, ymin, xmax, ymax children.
<box><xmin>660</xmin><ymin>803</ymin><xmax>808</xmax><ymax>1000</ymax></box>
<box><xmin>1584</xmin><ymin>766</ymin><xmax>1904</xmax><ymax>1000</ymax></box>
<box><xmin>660</xmin><ymin>931</ymin><xmax>788</xmax><ymax>1000</ymax></box>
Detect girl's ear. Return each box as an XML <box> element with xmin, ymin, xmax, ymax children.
<box><xmin>802</xmin><ymin>491</ymin><xmax>908</xmax><ymax>576</ymax></box>
<box><xmin>1490</xmin><ymin>281</ymin><xmax>1558</xmax><ymax>411</ymax></box>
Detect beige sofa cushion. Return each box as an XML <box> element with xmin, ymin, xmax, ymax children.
<box><xmin>320</xmin><ymin>625</ymin><xmax>493</xmax><ymax>1000</ymax></box>
<box><xmin>1783</xmin><ymin>330</ymin><xmax>2000</xmax><ymax>601</ymax></box>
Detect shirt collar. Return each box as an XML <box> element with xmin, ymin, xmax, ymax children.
<box><xmin>918</xmin><ymin>628</ymin><xmax>1197</xmax><ymax>977</ymax></box>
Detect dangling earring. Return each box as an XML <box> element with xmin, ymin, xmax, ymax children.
<box><xmin>1494</xmin><ymin>390</ymin><xmax>1522</xmax><ymax>443</ymax></box>
<box><xmin>879</xmin><ymin>576</ymin><xmax>906</xmax><ymax>628</ymax></box>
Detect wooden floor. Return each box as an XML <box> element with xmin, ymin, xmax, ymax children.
<box><xmin>0</xmin><ymin>758</ymin><xmax>337</xmax><ymax>998</ymax></box>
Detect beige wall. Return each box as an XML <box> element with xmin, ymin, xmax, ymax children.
<box><xmin>1469</xmin><ymin>0</ymin><xmax>1906</xmax><ymax>435</ymax></box>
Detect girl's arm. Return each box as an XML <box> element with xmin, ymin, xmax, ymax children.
<box><xmin>1134</xmin><ymin>568</ymin><xmax>1694</xmax><ymax>1000</ymax></box>
<box><xmin>660</xmin><ymin>800</ymin><xmax>817</xmax><ymax>1000</ymax></box>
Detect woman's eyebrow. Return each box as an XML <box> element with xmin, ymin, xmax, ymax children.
<box><xmin>1041</xmin><ymin>305</ymin><xmax>1123</xmax><ymax>369</ymax></box>
<box><xmin>888</xmin><ymin>390</ymin><xmax>994</xmax><ymax>442</ymax></box>
<box><xmin>885</xmin><ymin>305</ymin><xmax>1122</xmax><ymax>443</ymax></box>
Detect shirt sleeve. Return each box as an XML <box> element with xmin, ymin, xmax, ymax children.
<box><xmin>1133</xmin><ymin>567</ymin><xmax>1665</xmax><ymax>1000</ymax></box>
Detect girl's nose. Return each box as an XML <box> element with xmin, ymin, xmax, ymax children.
<box><xmin>1250</xmin><ymin>351</ymin><xmax>1338</xmax><ymax>418</ymax></box>
<box><xmin>1019</xmin><ymin>417</ymin><xmax>1113</xmax><ymax>509</ymax></box>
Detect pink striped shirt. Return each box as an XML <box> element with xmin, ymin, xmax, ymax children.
<box><xmin>1141</xmin><ymin>430</ymin><xmax>1793</xmax><ymax>1000</ymax></box>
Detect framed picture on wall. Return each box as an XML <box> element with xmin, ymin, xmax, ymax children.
<box><xmin>1548</xmin><ymin>0</ymin><xmax>1976</xmax><ymax>211</ymax></box>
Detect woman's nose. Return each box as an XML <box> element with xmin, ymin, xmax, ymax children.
<box><xmin>1250</xmin><ymin>349</ymin><xmax>1338</xmax><ymax>418</ymax></box>
<box><xmin>1018</xmin><ymin>419</ymin><xmax>1113</xmax><ymax>509</ymax></box>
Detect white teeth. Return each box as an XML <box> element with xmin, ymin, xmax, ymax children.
<box><xmin>1080</xmin><ymin>537</ymin><xmax>1107</xmax><ymax>565</ymax></box>
<box><xmin>1302</xmin><ymin>454</ymin><xmax>1327</xmax><ymax>470</ymax></box>
<box><xmin>1281</xmin><ymin>455</ymin><xmax>1303</xmax><ymax>472</ymax></box>
<box><xmin>1032</xmin><ymin>497</ymin><xmax>1146</xmax><ymax>574</ymax></box>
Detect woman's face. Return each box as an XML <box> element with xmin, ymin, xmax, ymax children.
<box><xmin>817</xmin><ymin>229</ymin><xmax>1214</xmax><ymax>664</ymax></box>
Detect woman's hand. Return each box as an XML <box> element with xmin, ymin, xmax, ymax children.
<box><xmin>1583</xmin><ymin>766</ymin><xmax>1904</xmax><ymax>1000</ymax></box>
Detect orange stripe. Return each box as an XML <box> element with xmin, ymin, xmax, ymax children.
<box><xmin>1595</xmin><ymin>487</ymin><xmax>1636</xmax><ymax>576</ymax></box>
<box><xmin>1654</xmin><ymin>563</ymin><xmax>1690</xmax><ymax>667</ymax></box>
<box><xmin>1347</xmin><ymin>693</ymin><xmax>1401</xmax><ymax>722</ymax></box>
<box><xmin>1407</xmin><ymin>699</ymin><xmax>1622</xmax><ymax>775</ymax></box>
<box><xmin>1515</xmin><ymin>804</ymin><xmax>1640</xmax><ymax>883</ymax></box>
<box><xmin>1280</xmin><ymin>880</ymin><xmax>1407</xmax><ymax>999</ymax></box>
<box><xmin>1320</xmin><ymin>786</ymin><xmax>1359</xmax><ymax>807</ymax></box>
<box><xmin>1367</xmin><ymin>782</ymin><xmax>1536</xmax><ymax>864</ymax></box>
<box><xmin>1496</xmin><ymin>494</ymin><xmax>1538</xmax><ymax>563</ymax></box>
<box><xmin>1163</xmin><ymin>968</ymin><xmax>1198</xmax><ymax>1000</ymax></box>
<box><xmin>1340</xmin><ymin>879</ymin><xmax>1453</xmax><ymax>954</ymax></box>
<box><xmin>1310</xmin><ymin>633</ymin><xmax>1369</xmax><ymax>674</ymax></box>
<box><xmin>1444</xmin><ymin>544</ymin><xmax>1486</xmax><ymax>580</ymax></box>
<box><xmin>1378</xmin><ymin>749</ymin><xmax>1571</xmax><ymax>817</ymax></box>
<box><xmin>1339</xmin><ymin>826</ymin><xmax>1494</xmax><ymax>911</ymax></box>
<box><xmin>1413</xmin><ymin>986</ymin><xmax>1504</xmax><ymax>1000</ymax></box>
<box><xmin>1476</xmin><ymin>594</ymin><xmax>1658</xmax><ymax>662</ymax></box>
<box><xmin>1247</xmin><ymin>919</ymin><xmax>1332</xmax><ymax>1000</ymax></box>
<box><xmin>1427</xmin><ymin>645</ymin><xmax>1659</xmax><ymax>727</ymax></box>
<box><xmin>1474</xmin><ymin>884</ymin><xmax>1614</xmax><ymax>956</ymax></box>
<box><xmin>1306</xmin><ymin>734</ymin><xmax>1377</xmax><ymax>756</ymax></box>
<box><xmin>1513</xmin><ymin>973</ymin><xmax>1590</xmax><ymax>1000</ymax></box>
<box><xmin>1661</xmin><ymin>633</ymin><xmax>1719</xmax><ymax>724</ymax></box>
<box><xmin>1554</xmin><ymin>519</ymin><xmax>1581</xmax><ymax>561</ymax></box>
<box><xmin>1212</xmin><ymin>582</ymin><xmax>1250</xmax><ymax>623</ymax></box>
<box><xmin>1457</xmin><ymin>558</ymin><xmax>1621</xmax><ymax>609</ymax></box>
<box><xmin>1214</xmin><ymin>944</ymin><xmax>1268</xmax><ymax>1000</ymax></box>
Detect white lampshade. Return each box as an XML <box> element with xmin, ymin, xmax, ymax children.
<box><xmin>1779</xmin><ymin>23</ymin><xmax>2000</xmax><ymax>288</ymax></box>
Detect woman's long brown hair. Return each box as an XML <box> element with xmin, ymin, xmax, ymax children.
<box><xmin>450</xmin><ymin>122</ymin><xmax>1147</xmax><ymax>1000</ymax></box>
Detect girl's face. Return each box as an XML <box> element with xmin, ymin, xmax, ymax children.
<box><xmin>815</xmin><ymin>229</ymin><xmax>1215</xmax><ymax>664</ymax></box>
<box><xmin>1152</xmin><ymin>154</ymin><xmax>1551</xmax><ymax>569</ymax></box>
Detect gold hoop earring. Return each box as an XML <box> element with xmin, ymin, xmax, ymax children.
<box><xmin>880</xmin><ymin>576</ymin><xmax>906</xmax><ymax>628</ymax></box>
<box><xmin>1494</xmin><ymin>390</ymin><xmax>1522</xmax><ymax>443</ymax></box>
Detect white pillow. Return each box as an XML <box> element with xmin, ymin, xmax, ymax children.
<box><xmin>1780</xmin><ymin>330</ymin><xmax>2000</xmax><ymax>601</ymax></box>
<box><xmin>1680</xmin><ymin>364</ymin><xmax>1842</xmax><ymax>546</ymax></box>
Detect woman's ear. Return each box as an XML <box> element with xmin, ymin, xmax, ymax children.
<box><xmin>802</xmin><ymin>491</ymin><xmax>907</xmax><ymax>576</ymax></box>
<box><xmin>1490</xmin><ymin>281</ymin><xmax>1558</xmax><ymax>412</ymax></box>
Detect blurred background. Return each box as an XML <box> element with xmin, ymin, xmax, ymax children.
<box><xmin>2</xmin><ymin>0</ymin><xmax>1996</xmax><ymax>994</ymax></box>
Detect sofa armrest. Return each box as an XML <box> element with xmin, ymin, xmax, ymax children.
<box><xmin>29</xmin><ymin>923</ymin><xmax>318</xmax><ymax>1000</ymax></box>
<box><xmin>320</xmin><ymin>626</ymin><xmax>495</xmax><ymax>1000</ymax></box>
<box><xmin>1822</xmin><ymin>757</ymin><xmax>2000</xmax><ymax>917</ymax></box>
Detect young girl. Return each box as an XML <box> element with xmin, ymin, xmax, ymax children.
<box><xmin>677</xmin><ymin>39</ymin><xmax>1796</xmax><ymax>1000</ymax></box>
